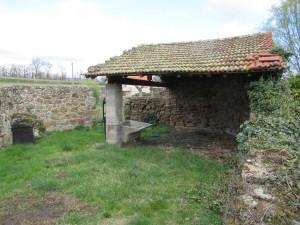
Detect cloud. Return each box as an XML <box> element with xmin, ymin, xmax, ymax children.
<box><xmin>200</xmin><ymin>0</ymin><xmax>280</xmax><ymax>38</ymax></box>
<box><xmin>0</xmin><ymin>0</ymin><xmax>196</xmax><ymax>74</ymax></box>
<box><xmin>218</xmin><ymin>21</ymin><xmax>255</xmax><ymax>37</ymax></box>
<box><xmin>0</xmin><ymin>0</ymin><xmax>280</xmax><ymax>75</ymax></box>
<box><xmin>207</xmin><ymin>0</ymin><xmax>279</xmax><ymax>21</ymax></box>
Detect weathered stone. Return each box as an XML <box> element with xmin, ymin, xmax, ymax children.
<box><xmin>124</xmin><ymin>76</ymin><xmax>251</xmax><ymax>133</ymax></box>
<box><xmin>3</xmin><ymin>134</ymin><xmax>12</xmax><ymax>146</ymax></box>
<box><xmin>242</xmin><ymin>195</ymin><xmax>258</xmax><ymax>208</ymax></box>
<box><xmin>106</xmin><ymin>83</ymin><xmax>122</xmax><ymax>146</ymax></box>
<box><xmin>254</xmin><ymin>188</ymin><xmax>273</xmax><ymax>201</ymax></box>
<box><xmin>85</xmin><ymin>97</ymin><xmax>96</xmax><ymax>107</ymax></box>
<box><xmin>291</xmin><ymin>220</ymin><xmax>300</xmax><ymax>225</ymax></box>
<box><xmin>0</xmin><ymin>85</ymin><xmax>97</xmax><ymax>147</ymax></box>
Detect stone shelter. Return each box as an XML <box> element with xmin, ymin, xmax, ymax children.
<box><xmin>85</xmin><ymin>32</ymin><xmax>287</xmax><ymax>146</ymax></box>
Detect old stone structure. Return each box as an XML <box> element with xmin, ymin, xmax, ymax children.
<box><xmin>125</xmin><ymin>76</ymin><xmax>252</xmax><ymax>134</ymax></box>
<box><xmin>0</xmin><ymin>85</ymin><xmax>96</xmax><ymax>147</ymax></box>
<box><xmin>85</xmin><ymin>32</ymin><xmax>287</xmax><ymax>145</ymax></box>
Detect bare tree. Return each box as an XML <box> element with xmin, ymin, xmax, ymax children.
<box><xmin>59</xmin><ymin>64</ymin><xmax>66</xmax><ymax>80</ymax></box>
<box><xmin>10</xmin><ymin>64</ymin><xmax>21</xmax><ymax>77</ymax></box>
<box><xmin>31</xmin><ymin>57</ymin><xmax>46</xmax><ymax>79</ymax></box>
<box><xmin>0</xmin><ymin>65</ymin><xmax>9</xmax><ymax>76</ymax></box>
<box><xmin>44</xmin><ymin>62</ymin><xmax>52</xmax><ymax>79</ymax></box>
<box><xmin>262</xmin><ymin>0</ymin><xmax>300</xmax><ymax>75</ymax></box>
<box><xmin>19</xmin><ymin>65</ymin><xmax>30</xmax><ymax>78</ymax></box>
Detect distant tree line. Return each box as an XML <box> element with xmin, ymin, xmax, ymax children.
<box><xmin>0</xmin><ymin>57</ymin><xmax>82</xmax><ymax>81</ymax></box>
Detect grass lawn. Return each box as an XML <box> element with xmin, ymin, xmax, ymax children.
<box><xmin>0</xmin><ymin>125</ymin><xmax>228</xmax><ymax>224</ymax></box>
<box><xmin>0</xmin><ymin>76</ymin><xmax>77</xmax><ymax>85</ymax></box>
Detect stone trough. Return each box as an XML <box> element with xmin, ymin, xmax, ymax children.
<box><xmin>122</xmin><ymin>120</ymin><xmax>152</xmax><ymax>143</ymax></box>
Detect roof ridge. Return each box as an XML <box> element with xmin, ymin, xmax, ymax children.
<box><xmin>86</xmin><ymin>31</ymin><xmax>286</xmax><ymax>77</ymax></box>
<box><xmin>136</xmin><ymin>32</ymin><xmax>272</xmax><ymax>47</ymax></box>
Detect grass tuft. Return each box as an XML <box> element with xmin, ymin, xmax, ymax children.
<box><xmin>128</xmin><ymin>216</ymin><xmax>151</xmax><ymax>225</ymax></box>
<box><xmin>74</xmin><ymin>125</ymin><xmax>85</xmax><ymax>131</ymax></box>
<box><xmin>31</xmin><ymin>178</ymin><xmax>63</xmax><ymax>192</ymax></box>
<box><xmin>62</xmin><ymin>144</ymin><xmax>74</xmax><ymax>151</ymax></box>
<box><xmin>101</xmin><ymin>211</ymin><xmax>112</xmax><ymax>219</ymax></box>
<box><xmin>44</xmin><ymin>157</ymin><xmax>69</xmax><ymax>168</ymax></box>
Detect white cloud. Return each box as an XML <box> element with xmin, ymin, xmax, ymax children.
<box><xmin>0</xmin><ymin>0</ymin><xmax>281</xmax><ymax>75</ymax></box>
<box><xmin>0</xmin><ymin>0</ymin><xmax>196</xmax><ymax>74</ymax></box>
<box><xmin>201</xmin><ymin>0</ymin><xmax>280</xmax><ymax>38</ymax></box>
<box><xmin>219</xmin><ymin>21</ymin><xmax>255</xmax><ymax>37</ymax></box>
<box><xmin>207</xmin><ymin>0</ymin><xmax>279</xmax><ymax>21</ymax></box>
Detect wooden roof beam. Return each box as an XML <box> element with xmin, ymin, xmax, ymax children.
<box><xmin>107</xmin><ymin>76</ymin><xmax>167</xmax><ymax>87</ymax></box>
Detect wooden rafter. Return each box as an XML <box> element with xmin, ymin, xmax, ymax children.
<box><xmin>107</xmin><ymin>76</ymin><xmax>167</xmax><ymax>87</ymax></box>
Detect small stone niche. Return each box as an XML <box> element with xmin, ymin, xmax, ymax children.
<box><xmin>10</xmin><ymin>113</ymin><xmax>46</xmax><ymax>145</ymax></box>
<box><xmin>11</xmin><ymin>123</ymin><xmax>34</xmax><ymax>144</ymax></box>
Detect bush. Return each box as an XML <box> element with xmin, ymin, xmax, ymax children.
<box><xmin>237</xmin><ymin>78</ymin><xmax>300</xmax><ymax>221</ymax></box>
<box><xmin>289</xmin><ymin>74</ymin><xmax>300</xmax><ymax>102</ymax></box>
<box><xmin>82</xmin><ymin>79</ymin><xmax>101</xmax><ymax>105</ymax></box>
<box><xmin>248</xmin><ymin>77</ymin><xmax>299</xmax><ymax>120</ymax></box>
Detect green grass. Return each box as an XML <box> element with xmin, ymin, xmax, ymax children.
<box><xmin>0</xmin><ymin>76</ymin><xmax>106</xmax><ymax>87</ymax></box>
<box><xmin>0</xmin><ymin>76</ymin><xmax>76</xmax><ymax>85</ymax></box>
<box><xmin>0</xmin><ymin>125</ymin><xmax>227</xmax><ymax>224</ymax></box>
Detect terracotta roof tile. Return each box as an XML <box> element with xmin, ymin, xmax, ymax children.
<box><xmin>86</xmin><ymin>32</ymin><xmax>287</xmax><ymax>77</ymax></box>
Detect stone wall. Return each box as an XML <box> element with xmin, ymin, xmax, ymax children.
<box><xmin>125</xmin><ymin>75</ymin><xmax>253</xmax><ymax>134</ymax></box>
<box><xmin>0</xmin><ymin>85</ymin><xmax>96</xmax><ymax>147</ymax></box>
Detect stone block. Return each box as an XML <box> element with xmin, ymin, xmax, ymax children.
<box><xmin>3</xmin><ymin>134</ymin><xmax>12</xmax><ymax>146</ymax></box>
<box><xmin>106</xmin><ymin>123</ymin><xmax>123</xmax><ymax>146</ymax></box>
<box><xmin>85</xmin><ymin>97</ymin><xmax>96</xmax><ymax>107</ymax></box>
<box><xmin>43</xmin><ymin>120</ymin><xmax>57</xmax><ymax>129</ymax></box>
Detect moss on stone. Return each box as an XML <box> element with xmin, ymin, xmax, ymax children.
<box><xmin>11</xmin><ymin>113</ymin><xmax>46</xmax><ymax>135</ymax></box>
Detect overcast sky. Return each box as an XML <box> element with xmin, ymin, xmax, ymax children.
<box><xmin>0</xmin><ymin>0</ymin><xmax>279</xmax><ymax>76</ymax></box>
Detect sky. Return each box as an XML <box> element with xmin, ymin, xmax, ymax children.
<box><xmin>0</xmin><ymin>0</ymin><xmax>279</xmax><ymax>76</ymax></box>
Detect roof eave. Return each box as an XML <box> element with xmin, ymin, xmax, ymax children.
<box><xmin>84</xmin><ymin>67</ymin><xmax>286</xmax><ymax>78</ymax></box>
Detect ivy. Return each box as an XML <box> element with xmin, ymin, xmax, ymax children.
<box><xmin>270</xmin><ymin>46</ymin><xmax>294</xmax><ymax>62</ymax></box>
<box><xmin>289</xmin><ymin>74</ymin><xmax>300</xmax><ymax>102</ymax></box>
<box><xmin>237</xmin><ymin>78</ymin><xmax>300</xmax><ymax>221</ymax></box>
<box><xmin>248</xmin><ymin>77</ymin><xmax>299</xmax><ymax>120</ymax></box>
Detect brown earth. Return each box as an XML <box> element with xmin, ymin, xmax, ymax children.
<box><xmin>0</xmin><ymin>192</ymin><xmax>97</xmax><ymax>225</ymax></box>
<box><xmin>140</xmin><ymin>128</ymin><xmax>237</xmax><ymax>161</ymax></box>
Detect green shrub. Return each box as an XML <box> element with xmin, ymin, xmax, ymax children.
<box><xmin>248</xmin><ymin>77</ymin><xmax>299</xmax><ymax>120</ymax></box>
<box><xmin>270</xmin><ymin>46</ymin><xmax>294</xmax><ymax>61</ymax></box>
<box><xmin>239</xmin><ymin>78</ymin><xmax>300</xmax><ymax>153</ymax></box>
<box><xmin>237</xmin><ymin>78</ymin><xmax>300</xmax><ymax>221</ymax></box>
<box><xmin>82</xmin><ymin>79</ymin><xmax>101</xmax><ymax>105</ymax></box>
<box><xmin>289</xmin><ymin>74</ymin><xmax>300</xmax><ymax>102</ymax></box>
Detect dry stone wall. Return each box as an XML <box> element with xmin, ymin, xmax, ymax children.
<box><xmin>0</xmin><ymin>85</ymin><xmax>96</xmax><ymax>147</ymax></box>
<box><xmin>125</xmin><ymin>76</ymin><xmax>252</xmax><ymax>134</ymax></box>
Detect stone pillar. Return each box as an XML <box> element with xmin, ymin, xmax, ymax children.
<box><xmin>105</xmin><ymin>83</ymin><xmax>123</xmax><ymax>146</ymax></box>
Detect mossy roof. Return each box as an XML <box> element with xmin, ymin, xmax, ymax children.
<box><xmin>86</xmin><ymin>32</ymin><xmax>287</xmax><ymax>77</ymax></box>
